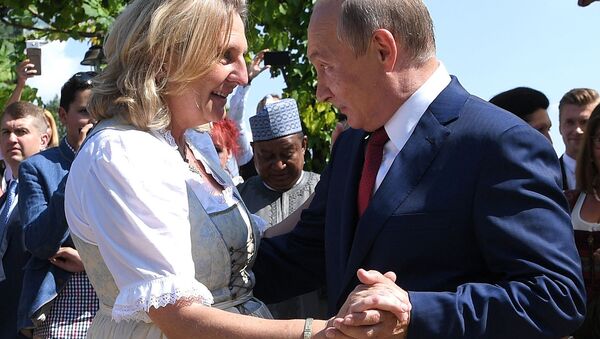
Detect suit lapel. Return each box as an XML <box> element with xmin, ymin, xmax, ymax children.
<box><xmin>333</xmin><ymin>77</ymin><xmax>468</xmax><ymax>307</ymax></box>
<box><xmin>559</xmin><ymin>156</ymin><xmax>568</xmax><ymax>190</ymax></box>
<box><xmin>335</xmin><ymin>110</ymin><xmax>452</xmax><ymax>307</ymax></box>
<box><xmin>335</xmin><ymin>130</ymin><xmax>369</xmax><ymax>273</ymax></box>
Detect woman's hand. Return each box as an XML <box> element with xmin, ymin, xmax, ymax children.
<box><xmin>248</xmin><ymin>49</ymin><xmax>270</xmax><ymax>83</ymax></box>
<box><xmin>50</xmin><ymin>247</ymin><xmax>85</xmax><ymax>273</ymax></box>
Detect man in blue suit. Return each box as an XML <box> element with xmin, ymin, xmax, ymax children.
<box><xmin>0</xmin><ymin>102</ymin><xmax>50</xmax><ymax>338</ymax></box>
<box><xmin>253</xmin><ymin>0</ymin><xmax>586</xmax><ymax>337</ymax></box>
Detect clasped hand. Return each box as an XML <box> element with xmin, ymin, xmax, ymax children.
<box><xmin>321</xmin><ymin>269</ymin><xmax>411</xmax><ymax>339</ymax></box>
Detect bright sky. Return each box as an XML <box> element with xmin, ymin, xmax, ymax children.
<box><xmin>28</xmin><ymin>0</ymin><xmax>600</xmax><ymax>156</ymax></box>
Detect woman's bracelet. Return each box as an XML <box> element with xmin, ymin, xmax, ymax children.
<box><xmin>303</xmin><ymin>317</ymin><xmax>313</xmax><ymax>339</ymax></box>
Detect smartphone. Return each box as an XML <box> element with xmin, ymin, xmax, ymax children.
<box><xmin>26</xmin><ymin>48</ymin><xmax>42</xmax><ymax>75</ymax></box>
<box><xmin>264</xmin><ymin>51</ymin><xmax>291</xmax><ymax>66</ymax></box>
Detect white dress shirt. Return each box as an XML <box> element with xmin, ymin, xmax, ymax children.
<box><xmin>374</xmin><ymin>62</ymin><xmax>451</xmax><ymax>192</ymax></box>
<box><xmin>571</xmin><ymin>193</ymin><xmax>600</xmax><ymax>232</ymax></box>
<box><xmin>562</xmin><ymin>153</ymin><xmax>577</xmax><ymax>190</ymax></box>
<box><xmin>0</xmin><ymin>179</ymin><xmax>17</xmax><ymax>219</ymax></box>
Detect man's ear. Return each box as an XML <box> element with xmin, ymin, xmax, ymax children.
<box><xmin>301</xmin><ymin>135</ymin><xmax>308</xmax><ymax>154</ymax></box>
<box><xmin>58</xmin><ymin>106</ymin><xmax>68</xmax><ymax>126</ymax></box>
<box><xmin>371</xmin><ymin>29</ymin><xmax>397</xmax><ymax>72</ymax></box>
<box><xmin>40</xmin><ymin>132</ymin><xmax>50</xmax><ymax>149</ymax></box>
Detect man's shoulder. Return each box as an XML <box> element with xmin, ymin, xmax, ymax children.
<box><xmin>25</xmin><ymin>146</ymin><xmax>63</xmax><ymax>165</ymax></box>
<box><xmin>237</xmin><ymin>175</ymin><xmax>263</xmax><ymax>194</ymax></box>
<box><xmin>21</xmin><ymin>147</ymin><xmax>68</xmax><ymax>177</ymax></box>
<box><xmin>304</xmin><ymin>171</ymin><xmax>320</xmax><ymax>183</ymax></box>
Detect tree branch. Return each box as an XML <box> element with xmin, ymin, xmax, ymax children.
<box><xmin>0</xmin><ymin>16</ymin><xmax>102</xmax><ymax>39</ymax></box>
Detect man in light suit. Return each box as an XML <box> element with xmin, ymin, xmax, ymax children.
<box><xmin>253</xmin><ymin>0</ymin><xmax>586</xmax><ymax>337</ymax></box>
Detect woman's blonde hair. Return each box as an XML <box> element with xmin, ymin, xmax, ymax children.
<box><xmin>89</xmin><ymin>0</ymin><xmax>247</xmax><ymax>130</ymax></box>
<box><xmin>44</xmin><ymin>109</ymin><xmax>59</xmax><ymax>148</ymax></box>
<box><xmin>575</xmin><ymin>103</ymin><xmax>600</xmax><ymax>192</ymax></box>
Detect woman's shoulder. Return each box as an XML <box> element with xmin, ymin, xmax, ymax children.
<box><xmin>564</xmin><ymin>189</ymin><xmax>582</xmax><ymax>211</ymax></box>
<box><xmin>82</xmin><ymin>125</ymin><xmax>174</xmax><ymax>157</ymax></box>
<box><xmin>74</xmin><ymin>124</ymin><xmax>183</xmax><ymax>179</ymax></box>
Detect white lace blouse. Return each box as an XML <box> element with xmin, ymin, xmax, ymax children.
<box><xmin>65</xmin><ymin>127</ymin><xmax>266</xmax><ymax>322</ymax></box>
<box><xmin>571</xmin><ymin>193</ymin><xmax>600</xmax><ymax>232</ymax></box>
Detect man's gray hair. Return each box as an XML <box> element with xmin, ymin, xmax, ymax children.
<box><xmin>338</xmin><ymin>0</ymin><xmax>435</xmax><ymax>65</ymax></box>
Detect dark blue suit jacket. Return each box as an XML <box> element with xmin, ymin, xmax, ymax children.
<box><xmin>0</xmin><ymin>192</ymin><xmax>30</xmax><ymax>338</ymax></box>
<box><xmin>253</xmin><ymin>77</ymin><xmax>586</xmax><ymax>338</ymax></box>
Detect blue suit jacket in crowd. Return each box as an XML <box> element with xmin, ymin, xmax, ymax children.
<box><xmin>17</xmin><ymin>138</ymin><xmax>75</xmax><ymax>331</ymax></box>
<box><xmin>0</xmin><ymin>191</ymin><xmax>29</xmax><ymax>338</ymax></box>
<box><xmin>253</xmin><ymin>77</ymin><xmax>586</xmax><ymax>338</ymax></box>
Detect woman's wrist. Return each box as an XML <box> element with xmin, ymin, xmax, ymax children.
<box><xmin>308</xmin><ymin>319</ymin><xmax>329</xmax><ymax>339</ymax></box>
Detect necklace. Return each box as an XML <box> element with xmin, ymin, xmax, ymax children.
<box><xmin>64</xmin><ymin>138</ymin><xmax>77</xmax><ymax>155</ymax></box>
<box><xmin>188</xmin><ymin>162</ymin><xmax>202</xmax><ymax>177</ymax></box>
<box><xmin>180</xmin><ymin>143</ymin><xmax>203</xmax><ymax>178</ymax></box>
<box><xmin>593</xmin><ymin>187</ymin><xmax>600</xmax><ymax>203</ymax></box>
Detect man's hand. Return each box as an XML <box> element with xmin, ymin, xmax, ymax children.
<box><xmin>325</xmin><ymin>269</ymin><xmax>411</xmax><ymax>338</ymax></box>
<box><xmin>76</xmin><ymin>122</ymin><xmax>95</xmax><ymax>151</ymax></box>
<box><xmin>16</xmin><ymin>59</ymin><xmax>37</xmax><ymax>87</ymax></box>
<box><xmin>50</xmin><ymin>247</ymin><xmax>85</xmax><ymax>272</ymax></box>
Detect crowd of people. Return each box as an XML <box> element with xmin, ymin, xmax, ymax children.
<box><xmin>0</xmin><ymin>0</ymin><xmax>598</xmax><ymax>338</ymax></box>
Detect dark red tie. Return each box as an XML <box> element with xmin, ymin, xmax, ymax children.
<box><xmin>357</xmin><ymin>127</ymin><xmax>389</xmax><ymax>217</ymax></box>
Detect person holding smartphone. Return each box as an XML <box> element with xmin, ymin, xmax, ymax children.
<box><xmin>227</xmin><ymin>49</ymin><xmax>271</xmax><ymax>180</ymax></box>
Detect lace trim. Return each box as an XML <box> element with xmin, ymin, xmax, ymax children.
<box><xmin>156</xmin><ymin>128</ymin><xmax>177</xmax><ymax>149</ymax></box>
<box><xmin>112</xmin><ymin>276</ymin><xmax>214</xmax><ymax>323</ymax></box>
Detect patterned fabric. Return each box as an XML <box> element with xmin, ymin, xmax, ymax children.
<box><xmin>0</xmin><ymin>179</ymin><xmax>18</xmax><ymax>281</ymax></box>
<box><xmin>574</xmin><ymin>230</ymin><xmax>600</xmax><ymax>302</ymax></box>
<box><xmin>33</xmin><ymin>272</ymin><xmax>99</xmax><ymax>339</ymax></box>
<box><xmin>357</xmin><ymin>127</ymin><xmax>389</xmax><ymax>216</ymax></box>
<box><xmin>249</xmin><ymin>98</ymin><xmax>302</xmax><ymax>141</ymax></box>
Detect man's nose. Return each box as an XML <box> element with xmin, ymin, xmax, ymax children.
<box><xmin>274</xmin><ymin>160</ymin><xmax>286</xmax><ymax>170</ymax></box>
<box><xmin>315</xmin><ymin>79</ymin><xmax>332</xmax><ymax>103</ymax></box>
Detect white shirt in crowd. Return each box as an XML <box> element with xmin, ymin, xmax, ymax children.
<box><xmin>562</xmin><ymin>153</ymin><xmax>577</xmax><ymax>190</ymax></box>
<box><xmin>375</xmin><ymin>62</ymin><xmax>451</xmax><ymax>193</ymax></box>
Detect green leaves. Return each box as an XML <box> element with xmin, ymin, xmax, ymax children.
<box><xmin>248</xmin><ymin>0</ymin><xmax>337</xmax><ymax>172</ymax></box>
<box><xmin>0</xmin><ymin>0</ymin><xmax>335</xmax><ymax>172</ymax></box>
<box><xmin>0</xmin><ymin>0</ymin><xmax>124</xmax><ymax>112</ymax></box>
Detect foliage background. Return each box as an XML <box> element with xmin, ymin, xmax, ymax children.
<box><xmin>0</xmin><ymin>0</ymin><xmax>336</xmax><ymax>172</ymax></box>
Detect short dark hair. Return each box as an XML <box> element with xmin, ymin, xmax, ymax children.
<box><xmin>60</xmin><ymin>71</ymin><xmax>97</xmax><ymax>111</ymax></box>
<box><xmin>2</xmin><ymin>101</ymin><xmax>48</xmax><ymax>133</ymax></box>
<box><xmin>489</xmin><ymin>87</ymin><xmax>549</xmax><ymax>123</ymax></box>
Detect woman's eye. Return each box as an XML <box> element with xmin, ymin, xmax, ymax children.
<box><xmin>221</xmin><ymin>51</ymin><xmax>233</xmax><ymax>64</ymax></box>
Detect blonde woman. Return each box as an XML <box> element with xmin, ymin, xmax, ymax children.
<box><xmin>43</xmin><ymin>110</ymin><xmax>59</xmax><ymax>148</ymax></box>
<box><xmin>566</xmin><ymin>104</ymin><xmax>600</xmax><ymax>338</ymax></box>
<box><xmin>64</xmin><ymin>0</ymin><xmax>399</xmax><ymax>338</ymax></box>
